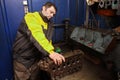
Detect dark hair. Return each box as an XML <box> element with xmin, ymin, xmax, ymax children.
<box><xmin>43</xmin><ymin>2</ymin><xmax>57</xmax><ymax>12</ymax></box>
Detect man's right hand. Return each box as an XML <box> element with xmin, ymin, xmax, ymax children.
<box><xmin>114</xmin><ymin>26</ymin><xmax>120</xmax><ymax>33</ymax></box>
<box><xmin>49</xmin><ymin>52</ymin><xmax>65</xmax><ymax>65</ymax></box>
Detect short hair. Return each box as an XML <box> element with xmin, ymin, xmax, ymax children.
<box><xmin>43</xmin><ymin>2</ymin><xmax>57</xmax><ymax>12</ymax></box>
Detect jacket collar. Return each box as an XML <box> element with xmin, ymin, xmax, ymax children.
<box><xmin>39</xmin><ymin>12</ymin><xmax>50</xmax><ymax>23</ymax></box>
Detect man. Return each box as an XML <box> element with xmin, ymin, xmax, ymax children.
<box><xmin>111</xmin><ymin>26</ymin><xmax>120</xmax><ymax>80</ymax></box>
<box><xmin>13</xmin><ymin>2</ymin><xmax>65</xmax><ymax>80</ymax></box>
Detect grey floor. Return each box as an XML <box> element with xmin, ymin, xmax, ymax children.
<box><xmin>59</xmin><ymin>58</ymin><xmax>114</xmax><ymax>80</ymax></box>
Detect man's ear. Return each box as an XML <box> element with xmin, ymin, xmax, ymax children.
<box><xmin>42</xmin><ymin>6</ymin><xmax>46</xmax><ymax>11</ymax></box>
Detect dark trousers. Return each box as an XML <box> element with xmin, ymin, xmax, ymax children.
<box><xmin>107</xmin><ymin>41</ymin><xmax>120</xmax><ymax>72</ymax></box>
<box><xmin>14</xmin><ymin>60</ymin><xmax>51</xmax><ymax>80</ymax></box>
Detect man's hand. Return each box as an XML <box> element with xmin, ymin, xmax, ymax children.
<box><xmin>114</xmin><ymin>26</ymin><xmax>120</xmax><ymax>33</ymax></box>
<box><xmin>49</xmin><ymin>52</ymin><xmax>65</xmax><ymax>65</ymax></box>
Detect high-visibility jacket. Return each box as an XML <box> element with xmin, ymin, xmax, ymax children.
<box><xmin>13</xmin><ymin>12</ymin><xmax>54</xmax><ymax>68</ymax></box>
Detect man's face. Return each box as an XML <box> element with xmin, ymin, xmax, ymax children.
<box><xmin>42</xmin><ymin>6</ymin><xmax>56</xmax><ymax>20</ymax></box>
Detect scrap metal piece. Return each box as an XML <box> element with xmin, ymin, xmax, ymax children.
<box><xmin>37</xmin><ymin>49</ymin><xmax>84</xmax><ymax>80</ymax></box>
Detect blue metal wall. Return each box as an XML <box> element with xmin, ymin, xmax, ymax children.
<box><xmin>0</xmin><ymin>0</ymin><xmax>86</xmax><ymax>79</ymax></box>
<box><xmin>53</xmin><ymin>0</ymin><xmax>70</xmax><ymax>42</ymax></box>
<box><xmin>0</xmin><ymin>1</ymin><xmax>12</xmax><ymax>79</ymax></box>
<box><xmin>28</xmin><ymin>0</ymin><xmax>50</xmax><ymax>12</ymax></box>
<box><xmin>0</xmin><ymin>0</ymin><xmax>24</xmax><ymax>79</ymax></box>
<box><xmin>69</xmin><ymin>0</ymin><xmax>85</xmax><ymax>26</ymax></box>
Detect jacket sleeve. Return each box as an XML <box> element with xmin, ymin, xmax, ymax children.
<box><xmin>25</xmin><ymin>13</ymin><xmax>54</xmax><ymax>54</ymax></box>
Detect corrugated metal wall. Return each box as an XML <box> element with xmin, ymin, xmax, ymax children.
<box><xmin>69</xmin><ymin>0</ymin><xmax>85</xmax><ymax>26</ymax></box>
<box><xmin>0</xmin><ymin>0</ymin><xmax>24</xmax><ymax>79</ymax></box>
<box><xmin>0</xmin><ymin>1</ymin><xmax>12</xmax><ymax>79</ymax></box>
<box><xmin>0</xmin><ymin>0</ymin><xmax>85</xmax><ymax>79</ymax></box>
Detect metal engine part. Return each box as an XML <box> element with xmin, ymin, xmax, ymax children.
<box><xmin>37</xmin><ymin>49</ymin><xmax>84</xmax><ymax>80</ymax></box>
<box><xmin>70</xmin><ymin>27</ymin><xmax>116</xmax><ymax>54</ymax></box>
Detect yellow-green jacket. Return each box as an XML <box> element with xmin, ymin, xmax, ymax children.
<box><xmin>13</xmin><ymin>12</ymin><xmax>54</xmax><ymax>68</ymax></box>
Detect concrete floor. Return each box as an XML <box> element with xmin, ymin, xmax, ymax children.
<box><xmin>59</xmin><ymin>58</ymin><xmax>114</xmax><ymax>80</ymax></box>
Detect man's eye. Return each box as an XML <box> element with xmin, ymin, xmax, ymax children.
<box><xmin>51</xmin><ymin>12</ymin><xmax>54</xmax><ymax>14</ymax></box>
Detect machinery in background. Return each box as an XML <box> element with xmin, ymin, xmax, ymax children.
<box><xmin>67</xmin><ymin>0</ymin><xmax>119</xmax><ymax>64</ymax></box>
<box><xmin>70</xmin><ymin>27</ymin><xmax>116</xmax><ymax>54</ymax></box>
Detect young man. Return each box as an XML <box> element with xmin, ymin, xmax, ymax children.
<box><xmin>13</xmin><ymin>2</ymin><xmax>65</xmax><ymax>80</ymax></box>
